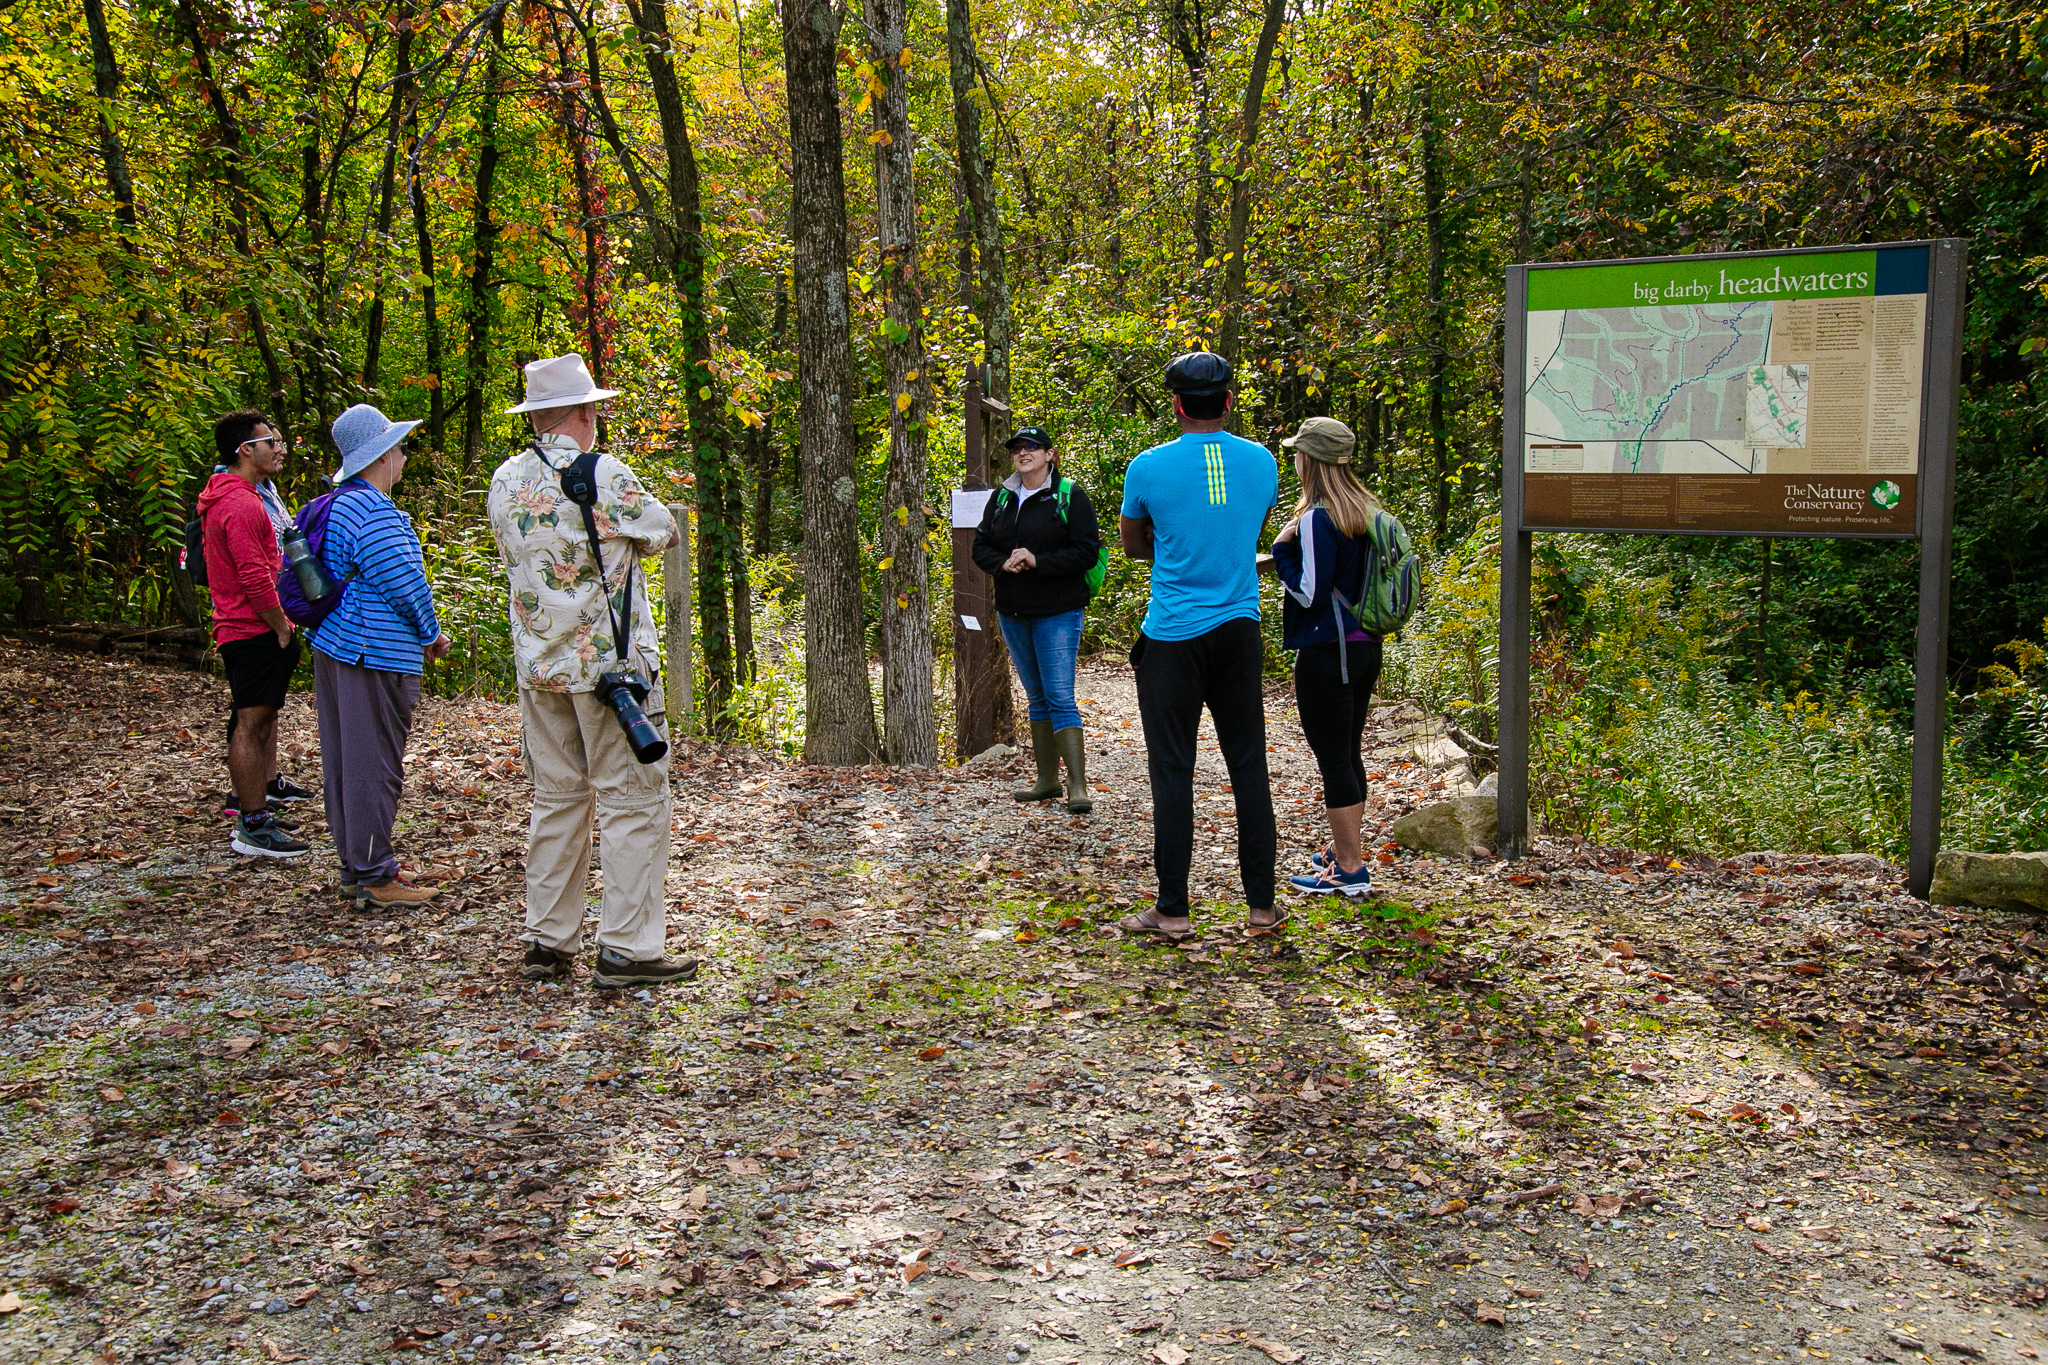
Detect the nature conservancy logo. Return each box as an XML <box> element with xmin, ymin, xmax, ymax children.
<box><xmin>1870</xmin><ymin>479</ymin><xmax>1903</xmax><ymax>509</ymax></box>
<box><xmin>1782</xmin><ymin>483</ymin><xmax>1867</xmax><ymax>511</ymax></box>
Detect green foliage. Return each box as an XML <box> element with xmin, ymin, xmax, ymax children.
<box><xmin>1390</xmin><ymin>525</ymin><xmax>2048</xmax><ymax>858</ymax></box>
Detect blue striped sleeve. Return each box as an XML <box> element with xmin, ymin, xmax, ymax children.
<box><xmin>350</xmin><ymin>503</ymin><xmax>438</xmax><ymax>642</ymax></box>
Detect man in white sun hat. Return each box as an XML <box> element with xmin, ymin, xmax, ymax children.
<box><xmin>311</xmin><ymin>403</ymin><xmax>452</xmax><ymax>911</ymax></box>
<box><xmin>487</xmin><ymin>353</ymin><xmax>692</xmax><ymax>991</ymax></box>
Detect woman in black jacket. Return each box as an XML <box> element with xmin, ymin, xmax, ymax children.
<box><xmin>971</xmin><ymin>425</ymin><xmax>1103</xmax><ymax>813</ymax></box>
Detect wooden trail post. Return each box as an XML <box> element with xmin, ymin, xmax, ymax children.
<box><xmin>950</xmin><ymin>370</ymin><xmax>1012</xmax><ymax>760</ymax></box>
<box><xmin>663</xmin><ymin>503</ymin><xmax>694</xmax><ymax>730</ymax></box>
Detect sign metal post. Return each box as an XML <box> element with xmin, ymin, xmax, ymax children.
<box><xmin>1496</xmin><ymin>239</ymin><xmax>1966</xmax><ymax>898</ymax></box>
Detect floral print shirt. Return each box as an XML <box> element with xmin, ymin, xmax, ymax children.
<box><xmin>486</xmin><ymin>433</ymin><xmax>679</xmax><ymax>693</ymax></box>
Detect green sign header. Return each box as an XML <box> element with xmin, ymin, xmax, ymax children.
<box><xmin>1526</xmin><ymin>250</ymin><xmax>1880</xmax><ymax>311</ymax></box>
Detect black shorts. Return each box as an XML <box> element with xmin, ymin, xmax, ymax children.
<box><xmin>219</xmin><ymin>631</ymin><xmax>301</xmax><ymax>712</ymax></box>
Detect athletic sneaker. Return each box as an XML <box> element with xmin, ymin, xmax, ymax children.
<box><xmin>220</xmin><ymin>794</ymin><xmax>301</xmax><ymax>830</ymax></box>
<box><xmin>1288</xmin><ymin>863</ymin><xmax>1374</xmax><ymax>897</ymax></box>
<box><xmin>592</xmin><ymin>948</ymin><xmax>699</xmax><ymax>990</ymax></box>
<box><xmin>267</xmin><ymin>775</ymin><xmax>314</xmax><ymax>803</ymax></box>
<box><xmin>522</xmin><ymin>943</ymin><xmax>577</xmax><ymax>981</ymax></box>
<box><xmin>231</xmin><ymin>812</ymin><xmax>310</xmax><ymax>860</ymax></box>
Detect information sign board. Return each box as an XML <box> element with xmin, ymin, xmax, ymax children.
<box><xmin>1520</xmin><ymin>243</ymin><xmax>1931</xmax><ymax>538</ymax></box>
<box><xmin>1498</xmin><ymin>240</ymin><xmax>1967</xmax><ymax>899</ymax></box>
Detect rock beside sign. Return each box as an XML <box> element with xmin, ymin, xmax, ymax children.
<box><xmin>1392</xmin><ymin>795</ymin><xmax>1504</xmax><ymax>859</ymax></box>
<box><xmin>1929</xmin><ymin>850</ymin><xmax>2048</xmax><ymax>914</ymax></box>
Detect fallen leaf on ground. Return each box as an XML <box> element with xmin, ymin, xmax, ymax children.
<box><xmin>0</xmin><ymin>1291</ymin><xmax>20</xmax><ymax>1313</ymax></box>
<box><xmin>1245</xmin><ymin>1338</ymin><xmax>1302</xmax><ymax>1363</ymax></box>
<box><xmin>1474</xmin><ymin>1304</ymin><xmax>1507</xmax><ymax>1325</ymax></box>
<box><xmin>1152</xmin><ymin>1346</ymin><xmax>1189</xmax><ymax>1365</ymax></box>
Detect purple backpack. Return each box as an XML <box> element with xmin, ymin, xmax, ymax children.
<box><xmin>276</xmin><ymin>483</ymin><xmax>371</xmax><ymax>629</ymax></box>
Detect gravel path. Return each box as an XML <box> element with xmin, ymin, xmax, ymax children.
<box><xmin>0</xmin><ymin>642</ymin><xmax>2043</xmax><ymax>1365</ymax></box>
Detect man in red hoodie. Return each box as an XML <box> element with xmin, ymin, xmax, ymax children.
<box><xmin>198</xmin><ymin>410</ymin><xmax>312</xmax><ymax>859</ymax></box>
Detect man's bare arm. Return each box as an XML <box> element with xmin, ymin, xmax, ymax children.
<box><xmin>1120</xmin><ymin>514</ymin><xmax>1154</xmax><ymax>562</ymax></box>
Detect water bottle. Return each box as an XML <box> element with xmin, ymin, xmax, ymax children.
<box><xmin>281</xmin><ymin>525</ymin><xmax>332</xmax><ymax>601</ymax></box>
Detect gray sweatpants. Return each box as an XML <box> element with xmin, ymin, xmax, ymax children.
<box><xmin>314</xmin><ymin>652</ymin><xmax>420</xmax><ymax>887</ymax></box>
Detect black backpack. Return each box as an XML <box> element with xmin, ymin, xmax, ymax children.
<box><xmin>181</xmin><ymin>513</ymin><xmax>209</xmax><ymax>588</ymax></box>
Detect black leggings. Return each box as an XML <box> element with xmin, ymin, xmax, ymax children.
<box><xmin>1292</xmin><ymin>638</ymin><xmax>1383</xmax><ymax>809</ymax></box>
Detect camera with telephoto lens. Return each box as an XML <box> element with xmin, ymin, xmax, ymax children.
<box><xmin>594</xmin><ymin>670</ymin><xmax>668</xmax><ymax>764</ymax></box>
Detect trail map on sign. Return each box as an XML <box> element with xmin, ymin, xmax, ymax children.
<box><xmin>1525</xmin><ymin>303</ymin><xmax>1772</xmax><ymax>473</ymax></box>
<box><xmin>1743</xmin><ymin>363</ymin><xmax>1809</xmax><ymax>449</ymax></box>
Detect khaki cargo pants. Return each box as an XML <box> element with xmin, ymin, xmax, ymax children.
<box><xmin>518</xmin><ymin>682</ymin><xmax>671</xmax><ymax>962</ymax></box>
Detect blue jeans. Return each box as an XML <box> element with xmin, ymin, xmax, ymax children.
<box><xmin>999</xmin><ymin>609</ymin><xmax>1084</xmax><ymax>731</ymax></box>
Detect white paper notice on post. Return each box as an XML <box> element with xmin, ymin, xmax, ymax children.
<box><xmin>951</xmin><ymin>489</ymin><xmax>994</xmax><ymax>529</ymax></box>
<box><xmin>960</xmin><ymin>615</ymin><xmax>982</xmax><ymax>632</ymax></box>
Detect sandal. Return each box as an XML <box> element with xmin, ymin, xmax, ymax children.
<box><xmin>1117</xmin><ymin>909</ymin><xmax>1193</xmax><ymax>942</ymax></box>
<box><xmin>1245</xmin><ymin>906</ymin><xmax>1291</xmax><ymax>937</ymax></box>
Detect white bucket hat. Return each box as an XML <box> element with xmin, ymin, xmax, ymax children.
<box><xmin>330</xmin><ymin>403</ymin><xmax>422</xmax><ymax>483</ymax></box>
<box><xmin>505</xmin><ymin>353</ymin><xmax>620</xmax><ymax>414</ymax></box>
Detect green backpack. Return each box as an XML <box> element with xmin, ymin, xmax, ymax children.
<box><xmin>1331</xmin><ymin>505</ymin><xmax>1422</xmax><ymax>637</ymax></box>
<box><xmin>993</xmin><ymin>476</ymin><xmax>1109</xmax><ymax>598</ymax></box>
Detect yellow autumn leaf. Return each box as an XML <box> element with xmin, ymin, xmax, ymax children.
<box><xmin>893</xmin><ymin>505</ymin><xmax>910</xmax><ymax>524</ymax></box>
<box><xmin>895</xmin><ymin>392</ymin><xmax>912</xmax><ymax>413</ymax></box>
<box><xmin>868</xmin><ymin>129</ymin><xmax>893</xmax><ymax>145</ymax></box>
<box><xmin>897</xmin><ymin>594</ymin><xmax>909</xmax><ymax>609</ymax></box>
<box><xmin>876</xmin><ymin>557</ymin><xmax>894</xmax><ymax>572</ymax></box>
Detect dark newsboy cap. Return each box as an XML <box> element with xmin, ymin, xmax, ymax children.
<box><xmin>1163</xmin><ymin>351</ymin><xmax>1233</xmax><ymax>396</ymax></box>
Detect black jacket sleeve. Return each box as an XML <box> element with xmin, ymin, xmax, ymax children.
<box><xmin>971</xmin><ymin>492</ymin><xmax>1010</xmax><ymax>575</ymax></box>
<box><xmin>1031</xmin><ymin>482</ymin><xmax>1102</xmax><ymax>577</ymax></box>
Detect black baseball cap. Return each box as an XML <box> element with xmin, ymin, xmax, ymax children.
<box><xmin>1164</xmin><ymin>351</ymin><xmax>1233</xmax><ymax>396</ymax></box>
<box><xmin>1004</xmin><ymin>424</ymin><xmax>1055</xmax><ymax>450</ymax></box>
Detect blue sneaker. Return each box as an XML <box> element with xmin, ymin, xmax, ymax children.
<box><xmin>1289</xmin><ymin>863</ymin><xmax>1374</xmax><ymax>897</ymax></box>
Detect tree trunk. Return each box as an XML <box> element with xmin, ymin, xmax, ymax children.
<box><xmin>362</xmin><ymin>17</ymin><xmax>415</xmax><ymax>391</ymax></box>
<box><xmin>724</xmin><ymin>438</ymin><xmax>755</xmax><ymax>684</ymax></box>
<box><xmin>1216</xmin><ymin>0</ymin><xmax>1286</xmax><ymax>368</ymax></box>
<box><xmin>1420</xmin><ymin>73</ymin><xmax>1449</xmax><ymax>542</ymax></box>
<box><xmin>404</xmin><ymin>57</ymin><xmax>445</xmax><ymax>461</ymax></box>
<box><xmin>294</xmin><ymin>15</ymin><xmax>338</xmax><ymax>436</ymax></box>
<box><xmin>172</xmin><ymin>0</ymin><xmax>288</xmax><ymax>423</ymax></box>
<box><xmin>944</xmin><ymin>0</ymin><xmax>1011</xmax><ymax>417</ymax></box>
<box><xmin>623</xmin><ymin>0</ymin><xmax>737</xmax><ymax>732</ymax></box>
<box><xmin>82</xmin><ymin>0</ymin><xmax>137</xmax><ymax>253</ymax></box>
<box><xmin>869</xmin><ymin>0</ymin><xmax>937</xmax><ymax>767</ymax></box>
<box><xmin>1167</xmin><ymin>0</ymin><xmax>1215</xmax><ymax>272</ymax></box>
<box><xmin>750</xmin><ymin>280</ymin><xmax>788</xmax><ymax>556</ymax></box>
<box><xmin>782</xmin><ymin>0</ymin><xmax>880</xmax><ymax>764</ymax></box>
<box><xmin>460</xmin><ymin>10</ymin><xmax>505</xmax><ymax>478</ymax></box>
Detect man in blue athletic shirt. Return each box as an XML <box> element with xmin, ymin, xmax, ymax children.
<box><xmin>1116</xmin><ymin>351</ymin><xmax>1282</xmax><ymax>939</ymax></box>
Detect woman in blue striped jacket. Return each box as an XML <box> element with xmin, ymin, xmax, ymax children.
<box><xmin>308</xmin><ymin>404</ymin><xmax>452</xmax><ymax>911</ymax></box>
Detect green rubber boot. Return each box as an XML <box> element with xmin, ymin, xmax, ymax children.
<box><xmin>1012</xmin><ymin>720</ymin><xmax>1062</xmax><ymax>802</ymax></box>
<box><xmin>1056</xmin><ymin>726</ymin><xmax>1092</xmax><ymax>814</ymax></box>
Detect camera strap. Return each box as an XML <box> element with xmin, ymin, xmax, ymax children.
<box><xmin>538</xmin><ymin>442</ymin><xmax>635</xmax><ymax>668</ymax></box>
